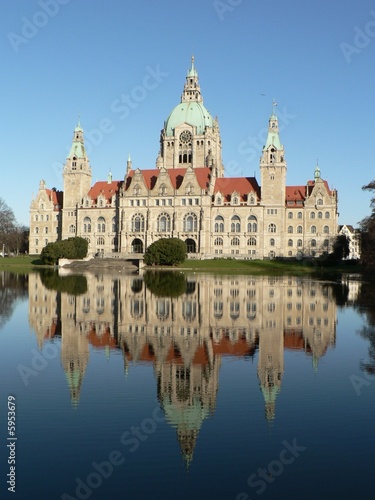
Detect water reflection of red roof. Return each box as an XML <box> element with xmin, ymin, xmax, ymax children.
<box><xmin>212</xmin><ymin>337</ymin><xmax>257</xmax><ymax>356</ymax></box>
<box><xmin>86</xmin><ymin>327</ymin><xmax>117</xmax><ymax>348</ymax></box>
<box><xmin>284</xmin><ymin>330</ymin><xmax>312</xmax><ymax>352</ymax></box>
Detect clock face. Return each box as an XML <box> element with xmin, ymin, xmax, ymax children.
<box><xmin>180</xmin><ymin>130</ymin><xmax>192</xmax><ymax>144</ymax></box>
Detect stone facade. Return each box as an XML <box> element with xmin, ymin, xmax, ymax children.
<box><xmin>29</xmin><ymin>58</ymin><xmax>338</xmax><ymax>258</ymax></box>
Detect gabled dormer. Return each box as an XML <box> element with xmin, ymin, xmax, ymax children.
<box><xmin>153</xmin><ymin>167</ymin><xmax>174</xmax><ymax>196</ymax></box>
<box><xmin>247</xmin><ymin>192</ymin><xmax>257</xmax><ymax>205</ymax></box>
<box><xmin>230</xmin><ymin>191</ymin><xmax>240</xmax><ymax>206</ymax></box>
<box><xmin>178</xmin><ymin>166</ymin><xmax>201</xmax><ymax>196</ymax></box>
<box><xmin>214</xmin><ymin>191</ymin><xmax>224</xmax><ymax>205</ymax></box>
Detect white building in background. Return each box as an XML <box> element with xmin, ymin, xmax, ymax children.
<box><xmin>338</xmin><ymin>224</ymin><xmax>361</xmax><ymax>260</ymax></box>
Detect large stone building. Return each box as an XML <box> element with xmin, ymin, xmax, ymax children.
<box><xmin>29</xmin><ymin>57</ymin><xmax>338</xmax><ymax>258</ymax></box>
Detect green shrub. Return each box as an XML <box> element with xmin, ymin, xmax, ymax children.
<box><xmin>40</xmin><ymin>237</ymin><xmax>88</xmax><ymax>265</ymax></box>
<box><xmin>144</xmin><ymin>238</ymin><xmax>186</xmax><ymax>266</ymax></box>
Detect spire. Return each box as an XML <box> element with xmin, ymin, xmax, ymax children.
<box><xmin>264</xmin><ymin>112</ymin><xmax>282</xmax><ymax>151</ymax></box>
<box><xmin>126</xmin><ymin>153</ymin><xmax>132</xmax><ymax>174</ymax></box>
<box><xmin>187</xmin><ymin>55</ymin><xmax>198</xmax><ymax>77</ymax></box>
<box><xmin>76</xmin><ymin>114</ymin><xmax>83</xmax><ymax>132</ymax></box>
<box><xmin>182</xmin><ymin>56</ymin><xmax>202</xmax><ymax>103</ymax></box>
<box><xmin>314</xmin><ymin>161</ymin><xmax>321</xmax><ymax>181</ymax></box>
<box><xmin>68</xmin><ymin>120</ymin><xmax>87</xmax><ymax>159</ymax></box>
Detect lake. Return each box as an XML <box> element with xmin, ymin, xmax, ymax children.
<box><xmin>1</xmin><ymin>269</ymin><xmax>374</xmax><ymax>500</ymax></box>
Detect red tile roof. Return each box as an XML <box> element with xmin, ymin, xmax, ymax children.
<box><xmin>214</xmin><ymin>177</ymin><xmax>260</xmax><ymax>202</ymax></box>
<box><xmin>88</xmin><ymin>181</ymin><xmax>122</xmax><ymax>203</ymax></box>
<box><xmin>46</xmin><ymin>189</ymin><xmax>63</xmax><ymax>210</ymax></box>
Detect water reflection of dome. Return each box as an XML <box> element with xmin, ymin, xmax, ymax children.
<box><xmin>161</xmin><ymin>395</ymin><xmax>209</xmax><ymax>468</ymax></box>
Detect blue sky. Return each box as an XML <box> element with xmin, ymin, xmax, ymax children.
<box><xmin>2</xmin><ymin>0</ymin><xmax>374</xmax><ymax>227</ymax></box>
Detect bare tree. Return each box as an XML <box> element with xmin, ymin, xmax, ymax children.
<box><xmin>0</xmin><ymin>198</ymin><xmax>17</xmax><ymax>253</ymax></box>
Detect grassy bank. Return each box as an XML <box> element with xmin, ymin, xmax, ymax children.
<box><xmin>0</xmin><ymin>255</ymin><xmax>44</xmax><ymax>272</ymax></box>
<box><xmin>0</xmin><ymin>255</ymin><xmax>364</xmax><ymax>277</ymax></box>
<box><xmin>176</xmin><ymin>258</ymin><xmax>363</xmax><ymax>276</ymax></box>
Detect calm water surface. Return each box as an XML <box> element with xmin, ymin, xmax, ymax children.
<box><xmin>1</xmin><ymin>270</ymin><xmax>375</xmax><ymax>500</ymax></box>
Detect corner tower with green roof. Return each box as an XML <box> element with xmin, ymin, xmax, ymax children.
<box><xmin>260</xmin><ymin>112</ymin><xmax>287</xmax><ymax>207</ymax></box>
<box><xmin>62</xmin><ymin>121</ymin><xmax>92</xmax><ymax>240</ymax></box>
<box><xmin>157</xmin><ymin>57</ymin><xmax>224</xmax><ymax>176</ymax></box>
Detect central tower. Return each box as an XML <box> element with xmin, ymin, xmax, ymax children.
<box><xmin>156</xmin><ymin>57</ymin><xmax>224</xmax><ymax>176</ymax></box>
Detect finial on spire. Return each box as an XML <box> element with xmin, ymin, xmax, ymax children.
<box><xmin>314</xmin><ymin>162</ymin><xmax>321</xmax><ymax>181</ymax></box>
<box><xmin>272</xmin><ymin>99</ymin><xmax>277</xmax><ymax>116</ymax></box>
<box><xmin>126</xmin><ymin>153</ymin><xmax>132</xmax><ymax>174</ymax></box>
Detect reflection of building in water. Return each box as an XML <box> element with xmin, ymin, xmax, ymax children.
<box><xmin>28</xmin><ymin>273</ymin><xmax>337</xmax><ymax>434</ymax></box>
<box><xmin>28</xmin><ymin>273</ymin><xmax>117</xmax><ymax>406</ymax></box>
<box><xmin>28</xmin><ymin>273</ymin><xmax>61</xmax><ymax>349</ymax></box>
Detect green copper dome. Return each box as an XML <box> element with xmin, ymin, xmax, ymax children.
<box><xmin>165</xmin><ymin>101</ymin><xmax>213</xmax><ymax>136</ymax></box>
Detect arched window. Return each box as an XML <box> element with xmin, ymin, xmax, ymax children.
<box><xmin>317</xmin><ymin>198</ymin><xmax>323</xmax><ymax>205</ymax></box>
<box><xmin>214</xmin><ymin>237</ymin><xmax>223</xmax><ymax>246</ymax></box>
<box><xmin>97</xmin><ymin>236</ymin><xmax>105</xmax><ymax>245</ymax></box>
<box><xmin>112</xmin><ymin>217</ymin><xmax>116</xmax><ymax>232</ymax></box>
<box><xmin>132</xmin><ymin>214</ymin><xmax>144</xmax><ymax>232</ymax></box>
<box><xmin>288</xmin><ymin>212</ymin><xmax>293</xmax><ymax>219</ymax></box>
<box><xmin>324</xmin><ymin>239</ymin><xmax>329</xmax><ymax>247</ymax></box>
<box><xmin>231</xmin><ymin>215</ymin><xmax>241</xmax><ymax>232</ymax></box>
<box><xmin>297</xmin><ymin>239</ymin><xmax>303</xmax><ymax>247</ymax></box>
<box><xmin>69</xmin><ymin>224</ymin><xmax>75</xmax><ymax>233</ymax></box>
<box><xmin>270</xmin><ymin>238</ymin><xmax>275</xmax><ymax>246</ymax></box>
<box><xmin>97</xmin><ymin>217</ymin><xmax>105</xmax><ymax>232</ymax></box>
<box><xmin>40</xmin><ymin>215</ymin><xmax>44</xmax><ymax>221</ymax></box>
<box><xmin>268</xmin><ymin>223</ymin><xmax>276</xmax><ymax>233</ymax></box>
<box><xmin>215</xmin><ymin>215</ymin><xmax>224</xmax><ymax>232</ymax></box>
<box><xmin>35</xmin><ymin>215</ymin><xmax>38</xmax><ymax>222</ymax></box>
<box><xmin>323</xmin><ymin>225</ymin><xmax>329</xmax><ymax>234</ymax></box>
<box><xmin>325</xmin><ymin>212</ymin><xmax>330</xmax><ymax>219</ymax></box>
<box><xmin>157</xmin><ymin>213</ymin><xmax>170</xmax><ymax>232</ymax></box>
<box><xmin>247</xmin><ymin>215</ymin><xmax>257</xmax><ymax>232</ymax></box>
<box><xmin>247</xmin><ymin>237</ymin><xmax>256</xmax><ymax>246</ymax></box>
<box><xmin>231</xmin><ymin>237</ymin><xmax>240</xmax><ymax>246</ymax></box>
<box><xmin>35</xmin><ymin>227</ymin><xmax>39</xmax><ymax>234</ymax></box>
<box><xmin>288</xmin><ymin>226</ymin><xmax>293</xmax><ymax>233</ymax></box>
<box><xmin>44</xmin><ymin>227</ymin><xmax>48</xmax><ymax>234</ymax></box>
<box><xmin>133</xmin><ymin>184</ymin><xmax>141</xmax><ymax>196</ymax></box>
<box><xmin>311</xmin><ymin>239</ymin><xmax>317</xmax><ymax>247</ymax></box>
<box><xmin>184</xmin><ymin>213</ymin><xmax>197</xmax><ymax>232</ymax></box>
<box><xmin>311</xmin><ymin>225</ymin><xmax>316</xmax><ymax>233</ymax></box>
<box><xmin>297</xmin><ymin>212</ymin><xmax>302</xmax><ymax>219</ymax></box>
<box><xmin>310</xmin><ymin>212</ymin><xmax>315</xmax><ymax>219</ymax></box>
<box><xmin>318</xmin><ymin>211</ymin><xmax>323</xmax><ymax>219</ymax></box>
<box><xmin>83</xmin><ymin>217</ymin><xmax>91</xmax><ymax>233</ymax></box>
<box><xmin>288</xmin><ymin>239</ymin><xmax>293</xmax><ymax>247</ymax></box>
<box><xmin>297</xmin><ymin>225</ymin><xmax>303</xmax><ymax>234</ymax></box>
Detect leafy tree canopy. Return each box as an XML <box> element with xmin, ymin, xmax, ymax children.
<box><xmin>144</xmin><ymin>238</ymin><xmax>186</xmax><ymax>266</ymax></box>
